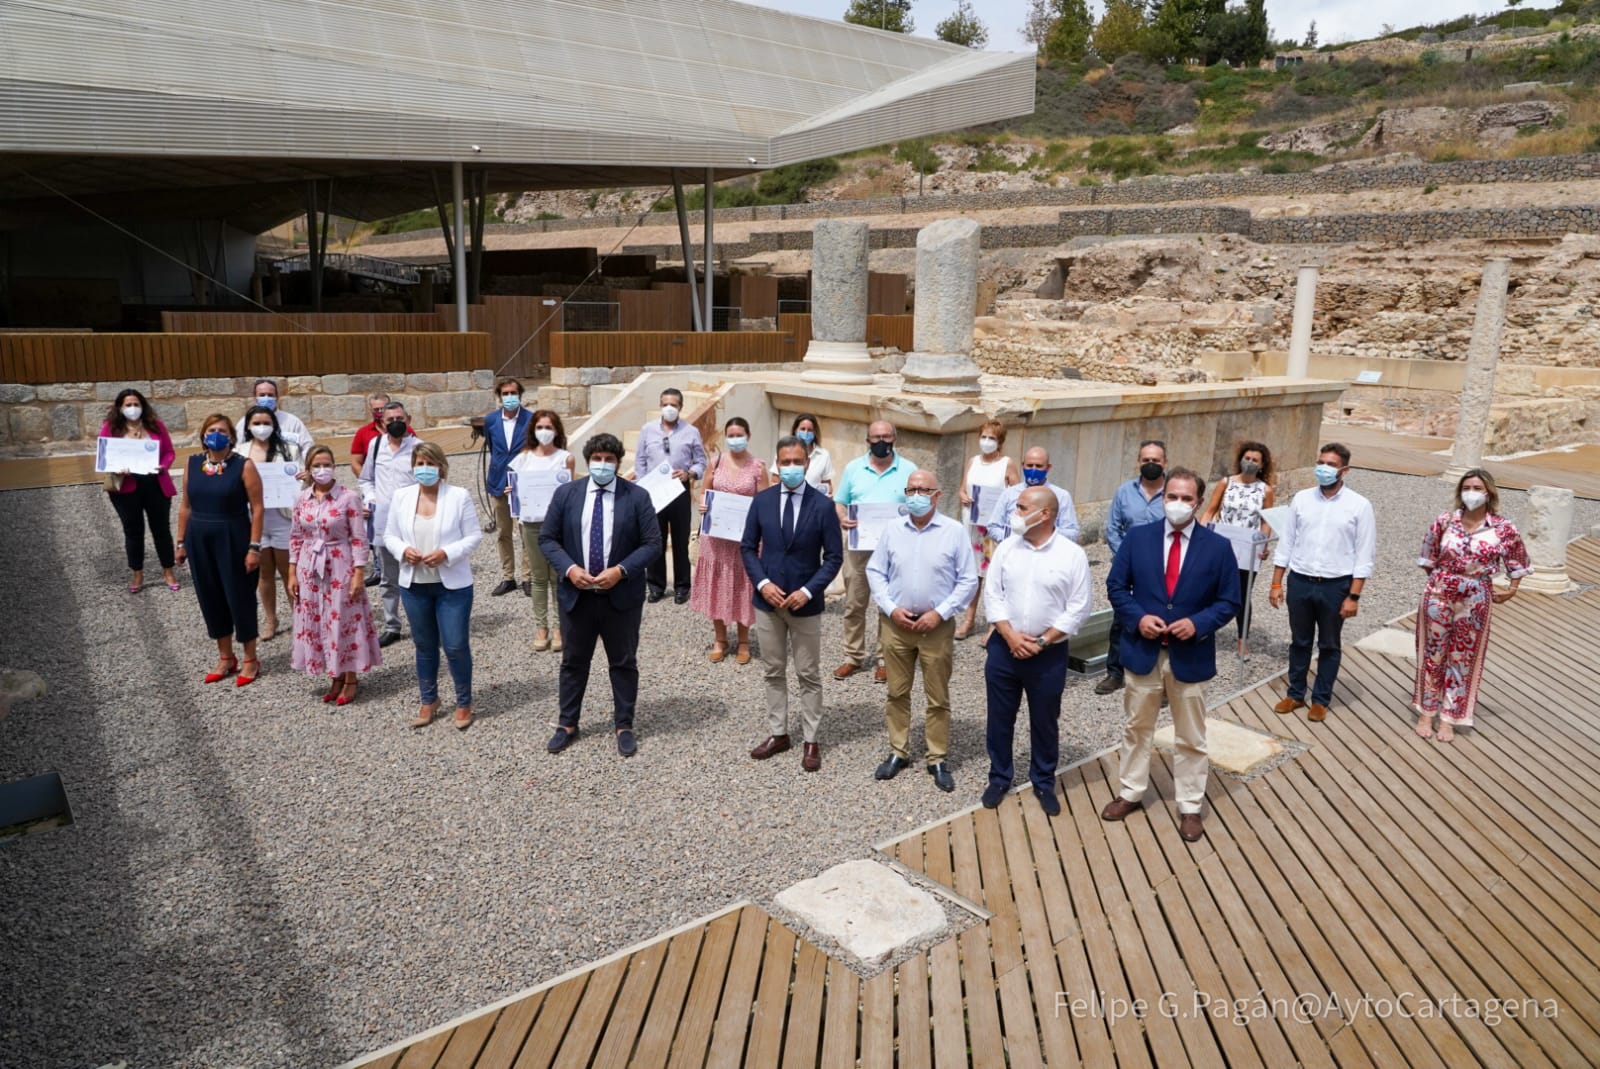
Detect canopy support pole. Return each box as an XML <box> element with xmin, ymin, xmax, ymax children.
<box><xmin>703</xmin><ymin>168</ymin><xmax>715</xmax><ymax>331</ymax></box>
<box><xmin>452</xmin><ymin>161</ymin><xmax>468</xmax><ymax>332</ymax></box>
<box><xmin>672</xmin><ymin>170</ymin><xmax>704</xmax><ymax>332</ymax></box>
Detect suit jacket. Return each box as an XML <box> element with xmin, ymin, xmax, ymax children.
<box><xmin>740</xmin><ymin>483</ymin><xmax>843</xmax><ymax>617</ymax></box>
<box><xmin>1106</xmin><ymin>519</ymin><xmax>1240</xmax><ymax>683</ymax></box>
<box><xmin>382</xmin><ymin>484</ymin><xmax>483</xmax><ymax>590</ymax></box>
<box><xmin>485</xmin><ymin>407</ymin><xmax>533</xmax><ymax>497</ymax></box>
<box><xmin>540</xmin><ymin>476</ymin><xmax>662</xmax><ymax>613</ymax></box>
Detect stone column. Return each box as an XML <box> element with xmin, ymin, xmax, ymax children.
<box><xmin>1285</xmin><ymin>266</ymin><xmax>1318</xmax><ymax>377</ymax></box>
<box><xmin>1446</xmin><ymin>258</ymin><xmax>1510</xmax><ymax>479</ymax></box>
<box><xmin>901</xmin><ymin>218</ymin><xmax>983</xmax><ymax>396</ymax></box>
<box><xmin>1520</xmin><ymin>484</ymin><xmax>1576</xmax><ymax>594</ymax></box>
<box><xmin>801</xmin><ymin>220</ymin><xmax>874</xmax><ymax>385</ymax></box>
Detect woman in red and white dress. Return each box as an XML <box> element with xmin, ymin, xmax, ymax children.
<box><xmin>690</xmin><ymin>416</ymin><xmax>769</xmax><ymax>664</ymax></box>
<box><xmin>1412</xmin><ymin>469</ymin><xmax>1530</xmax><ymax>742</ymax></box>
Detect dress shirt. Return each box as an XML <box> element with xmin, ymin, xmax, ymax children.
<box><xmin>990</xmin><ymin>482</ymin><xmax>1081</xmax><ymax>543</ymax></box>
<box><xmin>1106</xmin><ymin>478</ymin><xmax>1166</xmax><ymax>554</ymax></box>
<box><xmin>1164</xmin><ymin>520</ymin><xmax>1193</xmax><ymax>572</ymax></box>
<box><xmin>580</xmin><ymin>480</ymin><xmax>616</xmax><ymax>565</ymax></box>
<box><xmin>236</xmin><ymin>408</ymin><xmax>313</xmax><ymax>453</ymax></box>
<box><xmin>635</xmin><ymin>419</ymin><xmax>707</xmax><ymax>479</ymax></box>
<box><xmin>1273</xmin><ymin>484</ymin><xmax>1377</xmax><ymax>579</ymax></box>
<box><xmin>769</xmin><ymin>446</ymin><xmax>835</xmax><ymax>491</ymax></box>
<box><xmin>500</xmin><ymin>410</ymin><xmax>521</xmax><ymax>450</ymax></box>
<box><xmin>358</xmin><ymin>433</ymin><xmax>420</xmax><ymax>534</ymax></box>
<box><xmin>835</xmin><ymin>452</ymin><xmax>911</xmax><ymax>506</ymax></box>
<box><xmin>755</xmin><ymin>481</ymin><xmax>810</xmax><ymax>598</ymax></box>
<box><xmin>985</xmin><ymin>531</ymin><xmax>1093</xmax><ymax>639</ymax></box>
<box><xmin>866</xmin><ymin>512</ymin><xmax>979</xmax><ymax>621</ymax></box>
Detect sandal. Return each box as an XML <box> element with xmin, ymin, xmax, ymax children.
<box><xmin>203</xmin><ymin>656</ymin><xmax>238</xmax><ymax>684</ymax></box>
<box><xmin>709</xmin><ymin>644</ymin><xmax>728</xmax><ymax>663</ymax></box>
<box><xmin>410</xmin><ymin>701</ymin><xmax>440</xmax><ymax>729</ymax></box>
<box><xmin>735</xmin><ymin>643</ymin><xmax>752</xmax><ymax>665</ymax></box>
<box><xmin>128</xmin><ymin>582</ymin><xmax>144</xmax><ymax>594</ymax></box>
<box><xmin>321</xmin><ymin>678</ymin><xmax>343</xmax><ymax>704</ymax></box>
<box><xmin>234</xmin><ymin>658</ymin><xmax>260</xmax><ymax>687</ymax></box>
<box><xmin>336</xmin><ymin>679</ymin><xmax>360</xmax><ymax>707</ymax></box>
<box><xmin>533</xmin><ymin>628</ymin><xmax>551</xmax><ymax>652</ymax></box>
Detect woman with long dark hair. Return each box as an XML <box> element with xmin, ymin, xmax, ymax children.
<box><xmin>237</xmin><ymin>403</ymin><xmax>302</xmax><ymax>639</ymax></box>
<box><xmin>508</xmin><ymin>408</ymin><xmax>575</xmax><ymax>652</ymax></box>
<box><xmin>99</xmin><ymin>388</ymin><xmax>180</xmax><ymax>593</ymax></box>
<box><xmin>1199</xmin><ymin>440</ymin><xmax>1276</xmax><ymax>658</ymax></box>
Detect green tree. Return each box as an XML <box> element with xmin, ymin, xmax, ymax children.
<box><xmin>1302</xmin><ymin>19</ymin><xmax>1318</xmax><ymax>48</ymax></box>
<box><xmin>1093</xmin><ymin>0</ymin><xmax>1148</xmax><ymax>60</ymax></box>
<box><xmin>1043</xmin><ymin>0</ymin><xmax>1094</xmax><ymax>63</ymax></box>
<box><xmin>843</xmin><ymin>0</ymin><xmax>914</xmax><ymax>33</ymax></box>
<box><xmin>1149</xmin><ymin>0</ymin><xmax>1212</xmax><ymax>61</ymax></box>
<box><xmin>936</xmin><ymin>0</ymin><xmax>989</xmax><ymax>47</ymax></box>
<box><xmin>1208</xmin><ymin>0</ymin><xmax>1269</xmax><ymax>65</ymax></box>
<box><xmin>1507</xmin><ymin>0</ymin><xmax>1525</xmax><ymax>31</ymax></box>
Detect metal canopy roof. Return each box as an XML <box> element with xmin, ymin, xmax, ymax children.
<box><xmin>0</xmin><ymin>0</ymin><xmax>1035</xmax><ymax>231</ymax></box>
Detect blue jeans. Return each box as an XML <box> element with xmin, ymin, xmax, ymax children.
<box><xmin>1285</xmin><ymin>572</ymin><xmax>1350</xmax><ymax>707</ymax></box>
<box><xmin>399</xmin><ymin>582</ymin><xmax>474</xmax><ymax>707</ymax></box>
<box><xmin>985</xmin><ymin>633</ymin><xmax>1068</xmax><ymax>794</ymax></box>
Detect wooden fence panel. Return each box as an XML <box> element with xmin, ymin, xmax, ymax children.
<box><xmin>161</xmin><ymin>311</ymin><xmax>444</xmax><ymax>333</ymax></box>
<box><xmin>549</xmin><ymin>331</ymin><xmax>798</xmax><ymax>369</ymax></box>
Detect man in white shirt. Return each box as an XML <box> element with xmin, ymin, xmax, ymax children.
<box><xmin>1268</xmin><ymin>442</ymin><xmax>1377</xmax><ymax>722</ymax></box>
<box><xmin>359</xmin><ymin>401</ymin><xmax>420</xmax><ymax>646</ymax></box>
<box><xmin>982</xmin><ymin>486</ymin><xmax>1093</xmax><ymax>815</ymax></box>
<box><xmin>865</xmin><ymin>469</ymin><xmax>979</xmax><ymax>793</ymax></box>
<box><xmin>235</xmin><ymin>378</ymin><xmax>313</xmax><ymax>453</ymax></box>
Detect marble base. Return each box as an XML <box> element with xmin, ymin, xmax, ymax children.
<box><xmin>801</xmin><ymin>339</ymin><xmax>875</xmax><ymax>385</ymax></box>
<box><xmin>900</xmin><ymin>351</ymin><xmax>983</xmax><ymax>396</ymax></box>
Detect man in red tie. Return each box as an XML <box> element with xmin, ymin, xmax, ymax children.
<box><xmin>1099</xmin><ymin>467</ymin><xmax>1241</xmax><ymax>842</ymax></box>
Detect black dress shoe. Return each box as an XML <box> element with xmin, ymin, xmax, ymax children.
<box><xmin>673</xmin><ymin>590</ymin><xmax>690</xmax><ymax>604</ymax></box>
<box><xmin>981</xmin><ymin>784</ymin><xmax>1007</xmax><ymax>809</ymax></box>
<box><xmin>547</xmin><ymin>727</ymin><xmax>576</xmax><ymax>753</ymax></box>
<box><xmin>874</xmin><ymin>754</ymin><xmax>911</xmax><ymax>780</ymax></box>
<box><xmin>617</xmin><ymin>729</ymin><xmax>637</xmax><ymax>757</ymax></box>
<box><xmin>928</xmin><ymin>762</ymin><xmax>955</xmax><ymax>793</ymax></box>
<box><xmin>1093</xmin><ymin>673</ymin><xmax>1124</xmax><ymax>695</ymax></box>
<box><xmin>491</xmin><ymin>579</ymin><xmax>518</xmax><ymax>597</ymax></box>
<box><xmin>364</xmin><ymin>571</ymin><xmax>381</xmax><ymax>587</ymax></box>
<box><xmin>1034</xmin><ymin>786</ymin><xmax>1061</xmax><ymax>817</ymax></box>
<box><xmin>378</xmin><ymin>631</ymin><xmax>403</xmax><ymax>648</ymax></box>
<box><xmin>647</xmin><ymin>589</ymin><xmax>665</xmax><ymax>603</ymax></box>
<box><xmin>520</xmin><ymin>581</ymin><xmax>531</xmax><ymax>597</ymax></box>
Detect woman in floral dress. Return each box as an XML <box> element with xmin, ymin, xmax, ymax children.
<box><xmin>691</xmin><ymin>416</ymin><xmax>769</xmax><ymax>664</ymax></box>
<box><xmin>1413</xmin><ymin>469</ymin><xmax>1530</xmax><ymax>742</ymax></box>
<box><xmin>288</xmin><ymin>445</ymin><xmax>382</xmax><ymax>705</ymax></box>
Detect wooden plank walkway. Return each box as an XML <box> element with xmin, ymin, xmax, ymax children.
<box><xmin>347</xmin><ymin>539</ymin><xmax>1600</xmax><ymax>1069</ymax></box>
<box><xmin>1327</xmin><ymin>423</ymin><xmax>1600</xmax><ymax>500</ymax></box>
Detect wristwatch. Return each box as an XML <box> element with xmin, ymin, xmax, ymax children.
<box><xmin>1347</xmin><ymin>592</ymin><xmax>1361</xmax><ymax>601</ymax></box>
<box><xmin>248</xmin><ymin>542</ymin><xmax>262</xmax><ymax>552</ymax></box>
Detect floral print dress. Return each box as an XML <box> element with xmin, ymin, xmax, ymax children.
<box><xmin>1412</xmin><ymin>511</ymin><xmax>1531</xmax><ymax>727</ymax></box>
<box><xmin>289</xmin><ymin>483</ymin><xmax>382</xmax><ymax>677</ymax></box>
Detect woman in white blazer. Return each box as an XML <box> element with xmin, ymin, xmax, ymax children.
<box><xmin>384</xmin><ymin>441</ymin><xmax>483</xmax><ymax>730</ymax></box>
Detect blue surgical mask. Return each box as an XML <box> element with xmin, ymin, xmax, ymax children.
<box><xmin>255</xmin><ymin>396</ymin><xmax>276</xmax><ymax>411</ymax></box>
<box><xmin>589</xmin><ymin>461</ymin><xmax>617</xmax><ymax>486</ymax></box>
<box><xmin>203</xmin><ymin>431</ymin><xmax>231</xmax><ymax>451</ymax></box>
<box><xmin>1022</xmin><ymin>466</ymin><xmax>1048</xmax><ymax>487</ymax></box>
<box><xmin>413</xmin><ymin>465</ymin><xmax>440</xmax><ymax>487</ymax></box>
<box><xmin>778</xmin><ymin>465</ymin><xmax>806</xmax><ymax>489</ymax></box>
<box><xmin>796</xmin><ymin>430</ymin><xmax>815</xmax><ymax>445</ymax></box>
<box><xmin>500</xmin><ymin>394</ymin><xmax>521</xmax><ymax>411</ymax></box>
<box><xmin>726</xmin><ymin>436</ymin><xmax>748</xmax><ymax>453</ymax></box>
<box><xmin>905</xmin><ymin>493</ymin><xmax>934</xmax><ymax>517</ymax></box>
<box><xmin>1314</xmin><ymin>463</ymin><xmax>1341</xmax><ymax>487</ymax></box>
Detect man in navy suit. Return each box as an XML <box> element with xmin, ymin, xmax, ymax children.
<box><xmin>1100</xmin><ymin>466</ymin><xmax>1240</xmax><ymax>842</ymax></box>
<box><xmin>486</xmin><ymin>378</ymin><xmax>535</xmax><ymax>597</ymax></box>
<box><xmin>740</xmin><ymin>436</ymin><xmax>843</xmax><ymax>771</ymax></box>
<box><xmin>539</xmin><ymin>432</ymin><xmax>663</xmax><ymax>757</ymax></box>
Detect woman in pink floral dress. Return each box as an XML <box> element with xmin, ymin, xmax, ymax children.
<box><xmin>288</xmin><ymin>445</ymin><xmax>382</xmax><ymax>705</ymax></box>
<box><xmin>691</xmin><ymin>417</ymin><xmax>769</xmax><ymax>664</ymax></box>
<box><xmin>1413</xmin><ymin>469</ymin><xmax>1530</xmax><ymax>742</ymax></box>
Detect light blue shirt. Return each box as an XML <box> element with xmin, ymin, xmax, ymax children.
<box><xmin>988</xmin><ymin>482</ymin><xmax>1080</xmax><ymax>543</ymax></box>
<box><xmin>634</xmin><ymin>419</ymin><xmax>706</xmax><ymax>480</ymax></box>
<box><xmin>835</xmin><ymin>451</ymin><xmax>911</xmax><ymax>506</ymax></box>
<box><xmin>1106</xmin><ymin>477</ymin><xmax>1166</xmax><ymax>554</ymax></box>
<box><xmin>866</xmin><ymin>511</ymin><xmax>979</xmax><ymax>621</ymax></box>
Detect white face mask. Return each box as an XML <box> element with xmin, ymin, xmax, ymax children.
<box><xmin>121</xmin><ymin>405</ymin><xmax>142</xmax><ymax>422</ymax></box>
<box><xmin>661</xmin><ymin>404</ymin><xmax>680</xmax><ymax>423</ymax></box>
<box><xmin>534</xmin><ymin>427</ymin><xmax>556</xmax><ymax>446</ymax></box>
<box><xmin>249</xmin><ymin>424</ymin><xmax>273</xmax><ymax>441</ymax></box>
<box><xmin>978</xmin><ymin>437</ymin><xmax>998</xmax><ymax>456</ymax></box>
<box><xmin>1461</xmin><ymin>490</ymin><xmax>1487</xmax><ymax>511</ymax></box>
<box><xmin>1165</xmin><ymin>500</ymin><xmax>1196</xmax><ymax>527</ymax></box>
<box><xmin>1011</xmin><ymin>509</ymin><xmax>1046</xmax><ymax>534</ymax></box>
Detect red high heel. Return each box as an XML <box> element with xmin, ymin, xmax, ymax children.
<box><xmin>203</xmin><ymin>656</ymin><xmax>238</xmax><ymax>684</ymax></box>
<box><xmin>235</xmin><ymin>658</ymin><xmax>260</xmax><ymax>687</ymax></box>
<box><xmin>321</xmin><ymin>678</ymin><xmax>343</xmax><ymax>704</ymax></box>
<box><xmin>335</xmin><ymin>679</ymin><xmax>359</xmax><ymax>706</ymax></box>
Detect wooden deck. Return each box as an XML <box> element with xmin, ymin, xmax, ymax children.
<box><xmin>347</xmin><ymin>539</ymin><xmax>1600</xmax><ymax>1069</ymax></box>
<box><xmin>1327</xmin><ymin>423</ymin><xmax>1600</xmax><ymax>500</ymax></box>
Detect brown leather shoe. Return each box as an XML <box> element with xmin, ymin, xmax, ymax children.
<box><xmin>1179</xmin><ymin>812</ymin><xmax>1205</xmax><ymax>842</ymax></box>
<box><xmin>1308</xmin><ymin>703</ymin><xmax>1328</xmax><ymax>723</ymax></box>
<box><xmin>874</xmin><ymin>664</ymin><xmax>887</xmax><ymax>684</ymax></box>
<box><xmin>834</xmin><ymin>662</ymin><xmax>862</xmax><ymax>679</ymax></box>
<box><xmin>802</xmin><ymin>742</ymin><xmax>821</xmax><ymax>772</ymax></box>
<box><xmin>1101</xmin><ymin>797</ymin><xmax>1141</xmax><ymax>822</ymax></box>
<box><xmin>1273</xmin><ymin>697</ymin><xmax>1307</xmax><ymax>715</ymax></box>
<box><xmin>750</xmin><ymin>735</ymin><xmax>792</xmax><ymax>760</ymax></box>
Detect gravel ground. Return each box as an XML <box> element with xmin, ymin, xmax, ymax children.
<box><xmin>1</xmin><ymin>466</ymin><xmax>1594</xmax><ymax>1068</ymax></box>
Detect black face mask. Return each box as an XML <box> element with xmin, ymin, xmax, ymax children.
<box><xmin>1140</xmin><ymin>461</ymin><xmax>1165</xmax><ymax>482</ymax></box>
<box><xmin>386</xmin><ymin>419</ymin><xmax>409</xmax><ymax>438</ymax></box>
<box><xmin>869</xmin><ymin>440</ymin><xmax>893</xmax><ymax>459</ymax></box>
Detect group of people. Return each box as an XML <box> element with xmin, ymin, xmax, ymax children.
<box><xmin>99</xmin><ymin>379</ymin><xmax>1535</xmax><ymax>835</ymax></box>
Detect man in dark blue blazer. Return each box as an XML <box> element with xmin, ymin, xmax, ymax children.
<box><xmin>740</xmin><ymin>436</ymin><xmax>843</xmax><ymax>771</ymax></box>
<box><xmin>486</xmin><ymin>378</ymin><xmax>535</xmax><ymax>596</ymax></box>
<box><xmin>1100</xmin><ymin>466</ymin><xmax>1240</xmax><ymax>842</ymax></box>
<box><xmin>539</xmin><ymin>432</ymin><xmax>662</xmax><ymax>757</ymax></box>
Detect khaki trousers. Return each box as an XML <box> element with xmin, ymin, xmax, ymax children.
<box><xmin>491</xmin><ymin>494</ymin><xmax>529</xmax><ymax>583</ymax></box>
<box><xmin>841</xmin><ymin>548</ymin><xmax>878</xmax><ymax>666</ymax></box>
<box><xmin>754</xmin><ymin>607</ymin><xmax>823</xmax><ymax>743</ymax></box>
<box><xmin>1117</xmin><ymin>649</ymin><xmax>1209</xmax><ymax>814</ymax></box>
<box><xmin>517</xmin><ymin>521</ymin><xmax>560</xmax><ymax>630</ymax></box>
<box><xmin>880</xmin><ymin>614</ymin><xmax>954</xmax><ymax>763</ymax></box>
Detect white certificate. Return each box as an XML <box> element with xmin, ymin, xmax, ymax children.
<box><xmin>700</xmin><ymin>490</ymin><xmax>754</xmax><ymax>542</ymax></box>
<box><xmin>257</xmin><ymin>460</ymin><xmax>303</xmax><ymax>509</ymax></box>
<box><xmin>848</xmin><ymin>502</ymin><xmax>904</xmax><ymax>552</ymax></box>
<box><xmin>1212</xmin><ymin>522</ymin><xmax>1268</xmax><ymax>572</ymax></box>
<box><xmin>636</xmin><ymin>461</ymin><xmax>686</xmax><ymax>514</ymax></box>
<box><xmin>1257</xmin><ymin>505</ymin><xmax>1290</xmax><ymax>538</ymax></box>
<box><xmin>95</xmin><ymin>436</ymin><xmax>160</xmax><ymax>475</ymax></box>
<box><xmin>511</xmin><ymin>469</ymin><xmax>567</xmax><ymax>523</ymax></box>
<box><xmin>969</xmin><ymin>484</ymin><xmax>1004</xmax><ymax>528</ymax></box>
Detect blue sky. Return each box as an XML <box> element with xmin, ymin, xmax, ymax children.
<box><xmin>743</xmin><ymin>0</ymin><xmax>1525</xmax><ymax>52</ymax></box>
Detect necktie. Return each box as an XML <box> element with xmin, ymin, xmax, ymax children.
<box><xmin>588</xmin><ymin>487</ymin><xmax>606</xmax><ymax>575</ymax></box>
<box><xmin>1165</xmin><ymin>530</ymin><xmax>1182</xmax><ymax>597</ymax></box>
<box><xmin>783</xmin><ymin>490</ymin><xmax>797</xmax><ymax>541</ymax></box>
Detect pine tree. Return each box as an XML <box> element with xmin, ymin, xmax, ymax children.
<box><xmin>936</xmin><ymin>0</ymin><xmax>989</xmax><ymax>47</ymax></box>
<box><xmin>1044</xmin><ymin>0</ymin><xmax>1094</xmax><ymax>63</ymax></box>
<box><xmin>1092</xmin><ymin>0</ymin><xmax>1148</xmax><ymax>61</ymax></box>
<box><xmin>1302</xmin><ymin>19</ymin><xmax>1319</xmax><ymax>48</ymax></box>
<box><xmin>843</xmin><ymin>0</ymin><xmax>914</xmax><ymax>34</ymax></box>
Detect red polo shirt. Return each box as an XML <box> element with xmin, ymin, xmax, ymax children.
<box><xmin>351</xmin><ymin>419</ymin><xmax>385</xmax><ymax>466</ymax></box>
